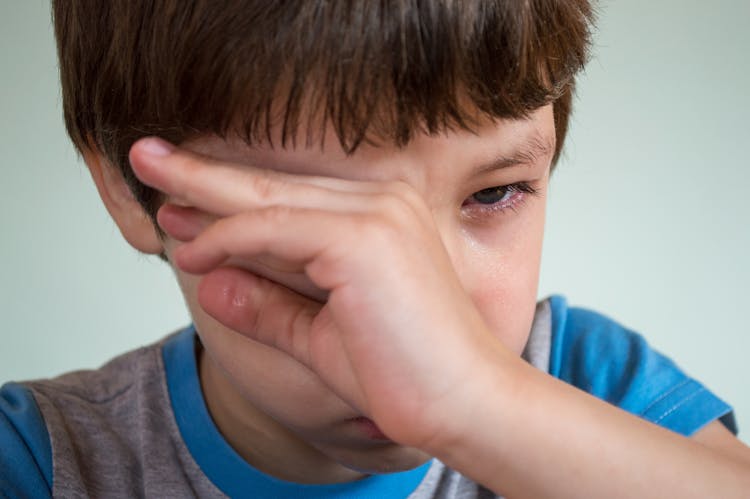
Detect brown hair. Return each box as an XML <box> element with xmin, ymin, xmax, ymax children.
<box><xmin>52</xmin><ymin>0</ymin><xmax>595</xmax><ymax>223</ymax></box>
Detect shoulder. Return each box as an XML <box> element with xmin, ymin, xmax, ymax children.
<box><xmin>27</xmin><ymin>337</ymin><xmax>164</xmax><ymax>403</ymax></box>
<box><xmin>546</xmin><ymin>295</ymin><xmax>736</xmax><ymax>436</ymax></box>
<box><xmin>20</xmin><ymin>337</ymin><xmax>168</xmax><ymax>452</ymax></box>
<box><xmin>547</xmin><ymin>295</ymin><xmax>658</xmax><ymax>383</ymax></box>
<box><xmin>0</xmin><ymin>332</ymin><xmax>180</xmax><ymax>497</ymax></box>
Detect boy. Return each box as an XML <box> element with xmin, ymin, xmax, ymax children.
<box><xmin>2</xmin><ymin>1</ymin><xmax>749</xmax><ymax>497</ymax></box>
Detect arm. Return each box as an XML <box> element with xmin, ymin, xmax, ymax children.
<box><xmin>428</xmin><ymin>358</ymin><xmax>750</xmax><ymax>498</ymax></box>
<box><xmin>130</xmin><ymin>138</ymin><xmax>750</xmax><ymax>498</ymax></box>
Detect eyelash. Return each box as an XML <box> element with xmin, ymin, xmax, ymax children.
<box><xmin>461</xmin><ymin>181</ymin><xmax>539</xmax><ymax>219</ymax></box>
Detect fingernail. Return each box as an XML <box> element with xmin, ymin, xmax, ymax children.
<box><xmin>138</xmin><ymin>137</ymin><xmax>175</xmax><ymax>157</ymax></box>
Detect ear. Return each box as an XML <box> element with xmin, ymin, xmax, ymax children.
<box><xmin>81</xmin><ymin>146</ymin><xmax>164</xmax><ymax>254</ymax></box>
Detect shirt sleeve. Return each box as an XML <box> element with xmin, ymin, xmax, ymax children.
<box><xmin>547</xmin><ymin>295</ymin><xmax>737</xmax><ymax>437</ymax></box>
<box><xmin>0</xmin><ymin>382</ymin><xmax>53</xmax><ymax>498</ymax></box>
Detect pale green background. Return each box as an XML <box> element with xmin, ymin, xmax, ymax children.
<box><xmin>1</xmin><ymin>0</ymin><xmax>748</xmax><ymax>444</ymax></box>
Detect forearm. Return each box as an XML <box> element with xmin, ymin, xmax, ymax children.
<box><xmin>428</xmin><ymin>354</ymin><xmax>750</xmax><ymax>498</ymax></box>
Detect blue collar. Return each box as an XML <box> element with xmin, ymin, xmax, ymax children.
<box><xmin>162</xmin><ymin>327</ymin><xmax>433</xmax><ymax>498</ymax></box>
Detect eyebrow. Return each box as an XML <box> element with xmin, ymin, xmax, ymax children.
<box><xmin>474</xmin><ymin>133</ymin><xmax>555</xmax><ymax>175</ymax></box>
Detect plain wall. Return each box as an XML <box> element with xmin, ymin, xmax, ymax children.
<box><xmin>1</xmin><ymin>0</ymin><xmax>748</xmax><ymax>443</ymax></box>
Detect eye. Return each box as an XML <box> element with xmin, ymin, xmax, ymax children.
<box><xmin>471</xmin><ymin>186</ymin><xmax>515</xmax><ymax>205</ymax></box>
<box><xmin>461</xmin><ymin>181</ymin><xmax>539</xmax><ymax>219</ymax></box>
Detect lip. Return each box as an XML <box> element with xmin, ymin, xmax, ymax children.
<box><xmin>348</xmin><ymin>417</ymin><xmax>392</xmax><ymax>441</ymax></box>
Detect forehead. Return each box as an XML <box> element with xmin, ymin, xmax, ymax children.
<box><xmin>183</xmin><ymin>105</ymin><xmax>555</xmax><ymax>181</ymax></box>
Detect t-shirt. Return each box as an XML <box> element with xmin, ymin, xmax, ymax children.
<box><xmin>0</xmin><ymin>296</ymin><xmax>737</xmax><ymax>498</ymax></box>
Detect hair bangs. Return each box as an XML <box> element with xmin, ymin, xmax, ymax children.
<box><xmin>53</xmin><ymin>0</ymin><xmax>594</xmax><ymax>222</ymax></box>
<box><xmin>224</xmin><ymin>0</ymin><xmax>595</xmax><ymax>153</ymax></box>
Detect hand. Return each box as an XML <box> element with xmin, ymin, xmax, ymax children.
<box><xmin>129</xmin><ymin>137</ymin><xmax>510</xmax><ymax>450</ymax></box>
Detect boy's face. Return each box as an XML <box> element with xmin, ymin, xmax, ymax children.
<box><xmin>157</xmin><ymin>104</ymin><xmax>554</xmax><ymax>480</ymax></box>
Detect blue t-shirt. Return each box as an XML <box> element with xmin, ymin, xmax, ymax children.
<box><xmin>0</xmin><ymin>296</ymin><xmax>737</xmax><ymax>497</ymax></box>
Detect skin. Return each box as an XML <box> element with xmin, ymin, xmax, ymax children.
<box><xmin>85</xmin><ymin>104</ymin><xmax>750</xmax><ymax>496</ymax></box>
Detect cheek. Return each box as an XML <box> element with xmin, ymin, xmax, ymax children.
<box><xmin>469</xmin><ymin>269</ymin><xmax>539</xmax><ymax>355</ymax></box>
<box><xmin>454</xmin><ymin>208</ymin><xmax>545</xmax><ymax>354</ymax></box>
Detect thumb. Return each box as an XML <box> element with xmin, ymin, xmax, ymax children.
<box><xmin>198</xmin><ymin>267</ymin><xmax>320</xmax><ymax>366</ymax></box>
<box><xmin>197</xmin><ymin>266</ymin><xmax>367</xmax><ymax>410</ymax></box>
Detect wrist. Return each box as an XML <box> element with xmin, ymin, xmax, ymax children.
<box><xmin>418</xmin><ymin>336</ymin><xmax>528</xmax><ymax>461</ymax></box>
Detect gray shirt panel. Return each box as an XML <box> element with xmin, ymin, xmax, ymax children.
<box><xmin>26</xmin><ymin>338</ymin><xmax>224</xmax><ymax>498</ymax></box>
<box><xmin>23</xmin><ymin>300</ymin><xmax>552</xmax><ymax>498</ymax></box>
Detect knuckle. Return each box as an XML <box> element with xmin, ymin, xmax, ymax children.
<box><xmin>381</xmin><ymin>180</ymin><xmax>429</xmax><ymax>220</ymax></box>
<box><xmin>248</xmin><ymin>170</ymin><xmax>279</xmax><ymax>202</ymax></box>
<box><xmin>371</xmin><ymin>190</ymin><xmax>413</xmax><ymax>229</ymax></box>
<box><xmin>387</xmin><ymin>180</ymin><xmax>421</xmax><ymax>206</ymax></box>
<box><xmin>358</xmin><ymin>210</ymin><xmax>401</xmax><ymax>246</ymax></box>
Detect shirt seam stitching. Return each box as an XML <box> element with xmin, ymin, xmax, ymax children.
<box><xmin>638</xmin><ymin>378</ymin><xmax>692</xmax><ymax>417</ymax></box>
<box><xmin>652</xmin><ymin>387</ymin><xmax>706</xmax><ymax>424</ymax></box>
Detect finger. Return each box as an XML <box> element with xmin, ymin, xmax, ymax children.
<box><xmin>221</xmin><ymin>256</ymin><xmax>330</xmax><ymax>303</ymax></box>
<box><xmin>197</xmin><ymin>267</ymin><xmax>365</xmax><ymax>408</ymax></box>
<box><xmin>129</xmin><ymin>137</ymin><xmax>376</xmax><ymax>216</ymax></box>
<box><xmin>173</xmin><ymin>207</ymin><xmax>357</xmax><ymax>284</ymax></box>
<box><xmin>198</xmin><ymin>267</ymin><xmax>318</xmax><ymax>366</ymax></box>
<box><xmin>159</xmin><ymin>203</ymin><xmax>332</xmax><ymax>302</ymax></box>
<box><xmin>157</xmin><ymin>204</ymin><xmax>216</xmax><ymax>242</ymax></box>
